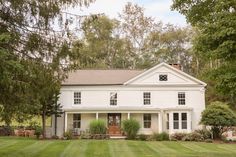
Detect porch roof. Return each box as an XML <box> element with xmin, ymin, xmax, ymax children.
<box><xmin>63</xmin><ymin>107</ymin><xmax>193</xmax><ymax>113</ymax></box>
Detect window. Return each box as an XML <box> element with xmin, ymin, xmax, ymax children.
<box><xmin>73</xmin><ymin>114</ymin><xmax>81</xmax><ymax>128</ymax></box>
<box><xmin>178</xmin><ymin>92</ymin><xmax>185</xmax><ymax>105</ymax></box>
<box><xmin>143</xmin><ymin>114</ymin><xmax>151</xmax><ymax>128</ymax></box>
<box><xmin>74</xmin><ymin>92</ymin><xmax>81</xmax><ymax>105</ymax></box>
<box><xmin>159</xmin><ymin>74</ymin><xmax>168</xmax><ymax>81</ymax></box>
<box><xmin>173</xmin><ymin>113</ymin><xmax>179</xmax><ymax>129</ymax></box>
<box><xmin>181</xmin><ymin>113</ymin><xmax>187</xmax><ymax>129</ymax></box>
<box><xmin>143</xmin><ymin>92</ymin><xmax>151</xmax><ymax>105</ymax></box>
<box><xmin>110</xmin><ymin>92</ymin><xmax>117</xmax><ymax>106</ymax></box>
<box><xmin>166</xmin><ymin>113</ymin><xmax>169</xmax><ymax>130</ymax></box>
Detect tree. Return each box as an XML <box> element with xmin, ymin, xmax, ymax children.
<box><xmin>172</xmin><ymin>0</ymin><xmax>236</xmax><ymax>107</ymax></box>
<box><xmin>0</xmin><ymin>0</ymin><xmax>95</xmax><ymax>137</ymax></box>
<box><xmin>201</xmin><ymin>101</ymin><xmax>236</xmax><ymax>139</ymax></box>
<box><xmin>119</xmin><ymin>2</ymin><xmax>159</xmax><ymax>68</ymax></box>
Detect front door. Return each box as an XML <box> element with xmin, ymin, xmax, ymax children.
<box><xmin>108</xmin><ymin>113</ymin><xmax>121</xmax><ymax>135</ymax></box>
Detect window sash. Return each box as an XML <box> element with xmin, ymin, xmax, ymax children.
<box><xmin>74</xmin><ymin>92</ymin><xmax>81</xmax><ymax>105</ymax></box>
<box><xmin>178</xmin><ymin>92</ymin><xmax>185</xmax><ymax>105</ymax></box>
<box><xmin>110</xmin><ymin>92</ymin><xmax>117</xmax><ymax>106</ymax></box>
<box><xmin>73</xmin><ymin>114</ymin><xmax>81</xmax><ymax>128</ymax></box>
<box><xmin>181</xmin><ymin>113</ymin><xmax>187</xmax><ymax>129</ymax></box>
<box><xmin>173</xmin><ymin>113</ymin><xmax>179</xmax><ymax>129</ymax></box>
<box><xmin>159</xmin><ymin>75</ymin><xmax>168</xmax><ymax>81</ymax></box>
<box><xmin>143</xmin><ymin>92</ymin><xmax>151</xmax><ymax>105</ymax></box>
<box><xmin>143</xmin><ymin>114</ymin><xmax>151</xmax><ymax>128</ymax></box>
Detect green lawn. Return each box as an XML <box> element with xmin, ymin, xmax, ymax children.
<box><xmin>0</xmin><ymin>137</ymin><xmax>236</xmax><ymax>157</ymax></box>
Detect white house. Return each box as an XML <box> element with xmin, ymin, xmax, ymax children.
<box><xmin>52</xmin><ymin>62</ymin><xmax>207</xmax><ymax>137</ymax></box>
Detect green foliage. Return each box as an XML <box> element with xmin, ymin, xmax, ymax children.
<box><xmin>137</xmin><ymin>134</ymin><xmax>149</xmax><ymax>141</ymax></box>
<box><xmin>89</xmin><ymin>120</ymin><xmax>107</xmax><ymax>135</ymax></box>
<box><xmin>172</xmin><ymin>0</ymin><xmax>236</xmax><ymax>106</ymax></box>
<box><xmin>183</xmin><ymin>132</ymin><xmax>204</xmax><ymax>142</ymax></box>
<box><xmin>151</xmin><ymin>132</ymin><xmax>170</xmax><ymax>141</ymax></box>
<box><xmin>63</xmin><ymin>130</ymin><xmax>73</xmax><ymax>140</ymax></box>
<box><xmin>194</xmin><ymin>129</ymin><xmax>212</xmax><ymax>140</ymax></box>
<box><xmin>34</xmin><ymin>126</ymin><xmax>42</xmax><ymax>139</ymax></box>
<box><xmin>201</xmin><ymin>101</ymin><xmax>236</xmax><ymax>139</ymax></box>
<box><xmin>122</xmin><ymin>119</ymin><xmax>140</xmax><ymax>140</ymax></box>
<box><xmin>170</xmin><ymin>133</ymin><xmax>188</xmax><ymax>141</ymax></box>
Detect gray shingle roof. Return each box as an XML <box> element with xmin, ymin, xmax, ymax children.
<box><xmin>62</xmin><ymin>70</ymin><xmax>144</xmax><ymax>85</ymax></box>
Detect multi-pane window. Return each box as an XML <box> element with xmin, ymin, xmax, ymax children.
<box><xmin>143</xmin><ymin>92</ymin><xmax>151</xmax><ymax>105</ymax></box>
<box><xmin>110</xmin><ymin>92</ymin><xmax>117</xmax><ymax>106</ymax></box>
<box><xmin>166</xmin><ymin>113</ymin><xmax>169</xmax><ymax>130</ymax></box>
<box><xmin>73</xmin><ymin>114</ymin><xmax>81</xmax><ymax>128</ymax></box>
<box><xmin>173</xmin><ymin>113</ymin><xmax>179</xmax><ymax>129</ymax></box>
<box><xmin>74</xmin><ymin>92</ymin><xmax>81</xmax><ymax>105</ymax></box>
<box><xmin>143</xmin><ymin>114</ymin><xmax>151</xmax><ymax>128</ymax></box>
<box><xmin>159</xmin><ymin>74</ymin><xmax>168</xmax><ymax>81</ymax></box>
<box><xmin>181</xmin><ymin>113</ymin><xmax>187</xmax><ymax>129</ymax></box>
<box><xmin>178</xmin><ymin>92</ymin><xmax>186</xmax><ymax>105</ymax></box>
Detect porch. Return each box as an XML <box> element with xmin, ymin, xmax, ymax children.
<box><xmin>62</xmin><ymin>108</ymin><xmax>193</xmax><ymax>136</ymax></box>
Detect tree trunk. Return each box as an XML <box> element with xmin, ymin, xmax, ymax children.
<box><xmin>42</xmin><ymin>110</ymin><xmax>46</xmax><ymax>139</ymax></box>
<box><xmin>55</xmin><ymin>115</ymin><xmax>57</xmax><ymax>135</ymax></box>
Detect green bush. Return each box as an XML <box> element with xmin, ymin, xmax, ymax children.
<box><xmin>138</xmin><ymin>134</ymin><xmax>148</xmax><ymax>141</ymax></box>
<box><xmin>34</xmin><ymin>126</ymin><xmax>42</xmax><ymax>139</ymax></box>
<box><xmin>194</xmin><ymin>129</ymin><xmax>212</xmax><ymax>139</ymax></box>
<box><xmin>205</xmin><ymin>139</ymin><xmax>213</xmax><ymax>143</ymax></box>
<box><xmin>122</xmin><ymin>119</ymin><xmax>140</xmax><ymax>140</ymax></box>
<box><xmin>183</xmin><ymin>132</ymin><xmax>204</xmax><ymax>141</ymax></box>
<box><xmin>201</xmin><ymin>101</ymin><xmax>236</xmax><ymax>139</ymax></box>
<box><xmin>63</xmin><ymin>130</ymin><xmax>73</xmax><ymax>140</ymax></box>
<box><xmin>170</xmin><ymin>133</ymin><xmax>188</xmax><ymax>141</ymax></box>
<box><xmin>151</xmin><ymin>132</ymin><xmax>170</xmax><ymax>141</ymax></box>
<box><xmin>89</xmin><ymin>120</ymin><xmax>106</xmax><ymax>135</ymax></box>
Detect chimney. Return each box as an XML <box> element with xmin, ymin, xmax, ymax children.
<box><xmin>169</xmin><ymin>63</ymin><xmax>182</xmax><ymax>70</ymax></box>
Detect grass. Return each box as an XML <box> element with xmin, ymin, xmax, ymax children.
<box><xmin>0</xmin><ymin>137</ymin><xmax>236</xmax><ymax>157</ymax></box>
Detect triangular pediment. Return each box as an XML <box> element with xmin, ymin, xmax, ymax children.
<box><xmin>124</xmin><ymin>63</ymin><xmax>206</xmax><ymax>86</ymax></box>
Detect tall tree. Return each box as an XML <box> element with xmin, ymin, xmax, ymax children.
<box><xmin>172</xmin><ymin>0</ymin><xmax>236</xmax><ymax>107</ymax></box>
<box><xmin>0</xmin><ymin>0</ymin><xmax>94</xmax><ymax>134</ymax></box>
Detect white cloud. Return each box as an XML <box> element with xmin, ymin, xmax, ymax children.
<box><xmin>65</xmin><ymin>0</ymin><xmax>187</xmax><ymax>26</ymax></box>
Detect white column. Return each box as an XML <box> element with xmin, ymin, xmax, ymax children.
<box><xmin>187</xmin><ymin>111</ymin><xmax>192</xmax><ymax>133</ymax></box>
<box><xmin>64</xmin><ymin>112</ymin><xmax>67</xmax><ymax>132</ymax></box>
<box><xmin>158</xmin><ymin>111</ymin><xmax>163</xmax><ymax>133</ymax></box>
<box><xmin>127</xmin><ymin>112</ymin><xmax>130</xmax><ymax>120</ymax></box>
<box><xmin>96</xmin><ymin>112</ymin><xmax>99</xmax><ymax>120</ymax></box>
<box><xmin>169</xmin><ymin>111</ymin><xmax>173</xmax><ymax>134</ymax></box>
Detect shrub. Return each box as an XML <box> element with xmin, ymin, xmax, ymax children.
<box><xmin>201</xmin><ymin>101</ymin><xmax>236</xmax><ymax>139</ymax></box>
<box><xmin>0</xmin><ymin>126</ymin><xmax>13</xmax><ymax>136</ymax></box>
<box><xmin>205</xmin><ymin>139</ymin><xmax>213</xmax><ymax>143</ymax></box>
<box><xmin>183</xmin><ymin>132</ymin><xmax>204</xmax><ymax>141</ymax></box>
<box><xmin>63</xmin><ymin>130</ymin><xmax>73</xmax><ymax>140</ymax></box>
<box><xmin>170</xmin><ymin>133</ymin><xmax>188</xmax><ymax>141</ymax></box>
<box><xmin>34</xmin><ymin>126</ymin><xmax>42</xmax><ymax>139</ymax></box>
<box><xmin>194</xmin><ymin>129</ymin><xmax>212</xmax><ymax>139</ymax></box>
<box><xmin>89</xmin><ymin>120</ymin><xmax>106</xmax><ymax>135</ymax></box>
<box><xmin>138</xmin><ymin>134</ymin><xmax>148</xmax><ymax>141</ymax></box>
<box><xmin>51</xmin><ymin>135</ymin><xmax>59</xmax><ymax>139</ymax></box>
<box><xmin>151</xmin><ymin>132</ymin><xmax>169</xmax><ymax>141</ymax></box>
<box><xmin>122</xmin><ymin>119</ymin><xmax>140</xmax><ymax>140</ymax></box>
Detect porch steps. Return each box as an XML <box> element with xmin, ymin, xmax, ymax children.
<box><xmin>109</xmin><ymin>135</ymin><xmax>127</xmax><ymax>139</ymax></box>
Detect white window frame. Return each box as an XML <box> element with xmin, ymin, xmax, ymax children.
<box><xmin>74</xmin><ymin>92</ymin><xmax>81</xmax><ymax>105</ymax></box>
<box><xmin>159</xmin><ymin>74</ymin><xmax>168</xmax><ymax>81</ymax></box>
<box><xmin>143</xmin><ymin>114</ymin><xmax>151</xmax><ymax>128</ymax></box>
<box><xmin>143</xmin><ymin>92</ymin><xmax>151</xmax><ymax>105</ymax></box>
<box><xmin>166</xmin><ymin>113</ymin><xmax>169</xmax><ymax>130</ymax></box>
<box><xmin>73</xmin><ymin>114</ymin><xmax>81</xmax><ymax>129</ymax></box>
<box><xmin>178</xmin><ymin>92</ymin><xmax>186</xmax><ymax>105</ymax></box>
<box><xmin>110</xmin><ymin>92</ymin><xmax>117</xmax><ymax>106</ymax></box>
<box><xmin>181</xmin><ymin>113</ymin><xmax>187</xmax><ymax>129</ymax></box>
<box><xmin>173</xmin><ymin>113</ymin><xmax>179</xmax><ymax>129</ymax></box>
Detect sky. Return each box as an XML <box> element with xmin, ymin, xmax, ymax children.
<box><xmin>66</xmin><ymin>0</ymin><xmax>187</xmax><ymax>27</ymax></box>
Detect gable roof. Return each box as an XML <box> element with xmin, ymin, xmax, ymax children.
<box><xmin>62</xmin><ymin>62</ymin><xmax>207</xmax><ymax>86</ymax></box>
<box><xmin>124</xmin><ymin>62</ymin><xmax>207</xmax><ymax>86</ymax></box>
<box><xmin>62</xmin><ymin>70</ymin><xmax>144</xmax><ymax>85</ymax></box>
